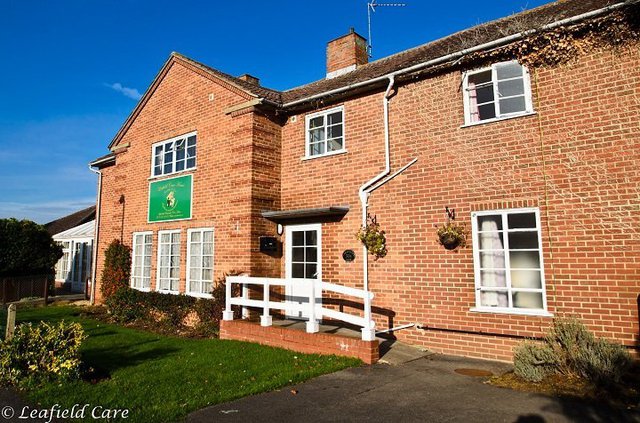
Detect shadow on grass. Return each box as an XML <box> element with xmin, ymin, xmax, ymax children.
<box><xmin>81</xmin><ymin>340</ymin><xmax>180</xmax><ymax>377</ymax></box>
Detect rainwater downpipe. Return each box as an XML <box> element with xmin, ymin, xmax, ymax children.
<box><xmin>88</xmin><ymin>165</ymin><xmax>103</xmax><ymax>305</ymax></box>
<box><xmin>358</xmin><ymin>76</ymin><xmax>394</xmax><ymax>341</ymax></box>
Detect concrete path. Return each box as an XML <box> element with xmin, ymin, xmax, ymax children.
<box><xmin>188</xmin><ymin>354</ymin><xmax>639</xmax><ymax>423</ymax></box>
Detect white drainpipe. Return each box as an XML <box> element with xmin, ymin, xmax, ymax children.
<box><xmin>88</xmin><ymin>165</ymin><xmax>103</xmax><ymax>305</ymax></box>
<box><xmin>358</xmin><ymin>76</ymin><xmax>418</xmax><ymax>341</ymax></box>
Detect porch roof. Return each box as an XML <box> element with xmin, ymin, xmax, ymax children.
<box><xmin>261</xmin><ymin>206</ymin><xmax>349</xmax><ymax>223</ymax></box>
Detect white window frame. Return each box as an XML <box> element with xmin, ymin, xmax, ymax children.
<box><xmin>470</xmin><ymin>208</ymin><xmax>551</xmax><ymax>317</ymax></box>
<box><xmin>186</xmin><ymin>228</ymin><xmax>215</xmax><ymax>298</ymax></box>
<box><xmin>55</xmin><ymin>241</ymin><xmax>72</xmax><ymax>282</ymax></box>
<box><xmin>131</xmin><ymin>231</ymin><xmax>153</xmax><ymax>292</ymax></box>
<box><xmin>150</xmin><ymin>131</ymin><xmax>197</xmax><ymax>178</ymax></box>
<box><xmin>303</xmin><ymin>106</ymin><xmax>346</xmax><ymax>160</ymax></box>
<box><xmin>156</xmin><ymin>229</ymin><xmax>181</xmax><ymax>294</ymax></box>
<box><xmin>462</xmin><ymin>61</ymin><xmax>534</xmax><ymax>127</ymax></box>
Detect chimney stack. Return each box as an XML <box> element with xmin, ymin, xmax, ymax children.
<box><xmin>326</xmin><ymin>28</ymin><xmax>368</xmax><ymax>79</ymax></box>
<box><xmin>238</xmin><ymin>74</ymin><xmax>260</xmax><ymax>86</ymax></box>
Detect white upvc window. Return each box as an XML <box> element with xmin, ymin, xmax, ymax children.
<box><xmin>304</xmin><ymin>106</ymin><xmax>345</xmax><ymax>159</ymax></box>
<box><xmin>186</xmin><ymin>228</ymin><xmax>214</xmax><ymax>298</ymax></box>
<box><xmin>463</xmin><ymin>61</ymin><xmax>534</xmax><ymax>126</ymax></box>
<box><xmin>156</xmin><ymin>230</ymin><xmax>181</xmax><ymax>293</ymax></box>
<box><xmin>55</xmin><ymin>241</ymin><xmax>71</xmax><ymax>281</ymax></box>
<box><xmin>151</xmin><ymin>131</ymin><xmax>197</xmax><ymax>177</ymax></box>
<box><xmin>131</xmin><ymin>232</ymin><xmax>153</xmax><ymax>291</ymax></box>
<box><xmin>471</xmin><ymin>208</ymin><xmax>550</xmax><ymax>316</ymax></box>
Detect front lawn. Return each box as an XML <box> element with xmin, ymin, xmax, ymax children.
<box><xmin>8</xmin><ymin>305</ymin><xmax>360</xmax><ymax>422</ymax></box>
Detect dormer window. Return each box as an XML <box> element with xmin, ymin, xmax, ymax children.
<box><xmin>152</xmin><ymin>132</ymin><xmax>197</xmax><ymax>177</ymax></box>
<box><xmin>463</xmin><ymin>61</ymin><xmax>534</xmax><ymax>126</ymax></box>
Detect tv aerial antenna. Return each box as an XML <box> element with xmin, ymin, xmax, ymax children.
<box><xmin>367</xmin><ymin>0</ymin><xmax>406</xmax><ymax>58</ymax></box>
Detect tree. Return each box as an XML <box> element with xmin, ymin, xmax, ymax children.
<box><xmin>0</xmin><ymin>218</ymin><xmax>63</xmax><ymax>277</ymax></box>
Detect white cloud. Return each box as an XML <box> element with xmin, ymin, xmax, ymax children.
<box><xmin>106</xmin><ymin>82</ymin><xmax>142</xmax><ymax>100</ymax></box>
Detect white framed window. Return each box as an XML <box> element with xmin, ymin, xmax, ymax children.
<box><xmin>304</xmin><ymin>106</ymin><xmax>345</xmax><ymax>159</ymax></box>
<box><xmin>186</xmin><ymin>228</ymin><xmax>214</xmax><ymax>298</ymax></box>
<box><xmin>131</xmin><ymin>232</ymin><xmax>153</xmax><ymax>291</ymax></box>
<box><xmin>55</xmin><ymin>241</ymin><xmax>71</xmax><ymax>281</ymax></box>
<box><xmin>463</xmin><ymin>61</ymin><xmax>533</xmax><ymax>126</ymax></box>
<box><xmin>151</xmin><ymin>131</ymin><xmax>197</xmax><ymax>177</ymax></box>
<box><xmin>156</xmin><ymin>230</ymin><xmax>181</xmax><ymax>293</ymax></box>
<box><xmin>471</xmin><ymin>208</ymin><xmax>550</xmax><ymax>316</ymax></box>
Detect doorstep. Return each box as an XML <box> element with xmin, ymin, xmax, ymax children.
<box><xmin>219</xmin><ymin>319</ymin><xmax>380</xmax><ymax>364</ymax></box>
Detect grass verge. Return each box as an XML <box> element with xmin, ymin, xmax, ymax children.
<box><xmin>7</xmin><ymin>305</ymin><xmax>361</xmax><ymax>422</ymax></box>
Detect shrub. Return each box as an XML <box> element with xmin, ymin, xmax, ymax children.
<box><xmin>100</xmin><ymin>240</ymin><xmax>131</xmax><ymax>299</ymax></box>
<box><xmin>513</xmin><ymin>317</ymin><xmax>632</xmax><ymax>388</ymax></box>
<box><xmin>105</xmin><ymin>271</ymin><xmax>243</xmax><ymax>336</ymax></box>
<box><xmin>0</xmin><ymin>218</ymin><xmax>62</xmax><ymax>277</ymax></box>
<box><xmin>513</xmin><ymin>341</ymin><xmax>557</xmax><ymax>383</ymax></box>
<box><xmin>0</xmin><ymin>320</ymin><xmax>85</xmax><ymax>388</ymax></box>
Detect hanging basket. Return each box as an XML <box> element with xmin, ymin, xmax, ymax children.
<box><xmin>439</xmin><ymin>233</ymin><xmax>462</xmax><ymax>250</ymax></box>
<box><xmin>436</xmin><ymin>221</ymin><xmax>467</xmax><ymax>251</ymax></box>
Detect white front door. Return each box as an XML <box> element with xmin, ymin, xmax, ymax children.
<box><xmin>70</xmin><ymin>240</ymin><xmax>91</xmax><ymax>293</ymax></box>
<box><xmin>285</xmin><ymin>224</ymin><xmax>322</xmax><ymax>319</ymax></box>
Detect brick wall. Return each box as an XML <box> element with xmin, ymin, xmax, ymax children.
<box><xmin>280</xmin><ymin>47</ymin><xmax>640</xmax><ymax>361</ymax></box>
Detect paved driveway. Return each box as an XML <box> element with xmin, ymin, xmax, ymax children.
<box><xmin>188</xmin><ymin>354</ymin><xmax>639</xmax><ymax>423</ymax></box>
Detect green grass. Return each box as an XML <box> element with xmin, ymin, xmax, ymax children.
<box><xmin>8</xmin><ymin>305</ymin><xmax>360</xmax><ymax>422</ymax></box>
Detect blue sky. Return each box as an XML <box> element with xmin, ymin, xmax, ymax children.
<box><xmin>0</xmin><ymin>0</ymin><xmax>549</xmax><ymax>224</ymax></box>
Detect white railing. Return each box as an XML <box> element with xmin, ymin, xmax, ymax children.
<box><xmin>222</xmin><ymin>276</ymin><xmax>376</xmax><ymax>341</ymax></box>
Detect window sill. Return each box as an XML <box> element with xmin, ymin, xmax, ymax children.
<box><xmin>470</xmin><ymin>307</ymin><xmax>553</xmax><ymax>317</ymax></box>
<box><xmin>186</xmin><ymin>292</ymin><xmax>213</xmax><ymax>299</ymax></box>
<box><xmin>461</xmin><ymin>111</ymin><xmax>536</xmax><ymax>128</ymax></box>
<box><xmin>131</xmin><ymin>287</ymin><xmax>151</xmax><ymax>292</ymax></box>
<box><xmin>157</xmin><ymin>289</ymin><xmax>180</xmax><ymax>295</ymax></box>
<box><xmin>301</xmin><ymin>149</ymin><xmax>347</xmax><ymax>161</ymax></box>
<box><xmin>148</xmin><ymin>167</ymin><xmax>197</xmax><ymax>181</ymax></box>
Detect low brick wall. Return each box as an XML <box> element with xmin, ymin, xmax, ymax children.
<box><xmin>220</xmin><ymin>320</ymin><xmax>379</xmax><ymax>364</ymax></box>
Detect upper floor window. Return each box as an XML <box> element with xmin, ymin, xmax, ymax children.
<box><xmin>471</xmin><ymin>208</ymin><xmax>548</xmax><ymax>316</ymax></box>
<box><xmin>152</xmin><ymin>132</ymin><xmax>196</xmax><ymax>177</ymax></box>
<box><xmin>463</xmin><ymin>61</ymin><xmax>533</xmax><ymax>125</ymax></box>
<box><xmin>305</xmin><ymin>106</ymin><xmax>345</xmax><ymax>159</ymax></box>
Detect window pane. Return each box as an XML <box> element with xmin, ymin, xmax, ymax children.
<box><xmin>511</xmin><ymin>270</ymin><xmax>542</xmax><ymax>289</ymax></box>
<box><xmin>305</xmin><ymin>230</ymin><xmax>317</xmax><ymax>245</ymax></box>
<box><xmin>513</xmin><ymin>292</ymin><xmax>543</xmax><ymax>309</ymax></box>
<box><xmin>154</xmin><ymin>165</ymin><xmax>162</xmax><ymax>175</ymax></box>
<box><xmin>327</xmin><ymin>112</ymin><xmax>342</xmax><ymax>124</ymax></box>
<box><xmin>475</xmin><ymin>85</ymin><xmax>494</xmax><ymax>104</ymax></box>
<box><xmin>496</xmin><ymin>62</ymin><xmax>523</xmax><ymax>80</ymax></box>
<box><xmin>202</xmin><ymin>256</ymin><xmax>212</xmax><ymax>268</ymax></box>
<box><xmin>328</xmin><ymin>138</ymin><xmax>343</xmax><ymax>152</ymax></box>
<box><xmin>191</xmin><ymin>231</ymin><xmax>201</xmax><ymax>242</ymax></box>
<box><xmin>292</xmin><ymin>247</ymin><xmax>304</xmax><ymax>262</ymax></box>
<box><xmin>499</xmin><ymin>96</ymin><xmax>526</xmax><ymax>114</ymax></box>
<box><xmin>480</xmin><ymin>270</ymin><xmax>507</xmax><ymax>287</ymax></box>
<box><xmin>176</xmin><ymin>146</ymin><xmax>185</xmax><ymax>161</ymax></box>
<box><xmin>306</xmin><ymin>247</ymin><xmax>317</xmax><ymax>263</ymax></box>
<box><xmin>508</xmin><ymin>231</ymin><xmax>539</xmax><ymax>249</ymax></box>
<box><xmin>164</xmin><ymin>162</ymin><xmax>172</xmax><ymax>174</ymax></box>
<box><xmin>201</xmin><ymin>281</ymin><xmax>212</xmax><ymax>294</ymax></box>
<box><xmin>508</xmin><ymin>213</ymin><xmax>536</xmax><ymax>229</ymax></box>
<box><xmin>310</xmin><ymin>142</ymin><xmax>325</xmax><ymax>156</ymax></box>
<box><xmin>327</xmin><ymin>124</ymin><xmax>342</xmax><ymax>139</ymax></box>
<box><xmin>480</xmin><ymin>250</ymin><xmax>505</xmax><ymax>269</ymax></box>
<box><xmin>478</xmin><ymin>103</ymin><xmax>496</xmax><ymax>120</ymax></box>
<box><xmin>309</xmin><ymin>116</ymin><xmax>323</xmax><ymax>129</ymax></box>
<box><xmin>292</xmin><ymin>231</ymin><xmax>304</xmax><ymax>246</ymax></box>
<box><xmin>498</xmin><ymin>78</ymin><xmax>524</xmax><ymax>98</ymax></box>
<box><xmin>186</xmin><ymin>157</ymin><xmax>196</xmax><ymax>168</ymax></box>
<box><xmin>292</xmin><ymin>263</ymin><xmax>304</xmax><ymax>278</ymax></box>
<box><xmin>310</xmin><ymin>128</ymin><xmax>325</xmax><ymax>143</ymax></box>
<box><xmin>187</xmin><ymin>135</ymin><xmax>196</xmax><ymax>147</ymax></box>
<box><xmin>478</xmin><ymin>215</ymin><xmax>502</xmax><ymax>231</ymax></box>
<box><xmin>203</xmin><ymin>231</ymin><xmax>213</xmax><ymax>243</ymax></box>
<box><xmin>203</xmin><ymin>242</ymin><xmax>213</xmax><ymax>255</ymax></box>
<box><xmin>175</xmin><ymin>161</ymin><xmax>185</xmax><ymax>172</ymax></box>
<box><xmin>469</xmin><ymin>70</ymin><xmax>492</xmax><ymax>85</ymax></box>
<box><xmin>187</xmin><ymin>146</ymin><xmax>196</xmax><ymax>158</ymax></box>
<box><xmin>305</xmin><ymin>264</ymin><xmax>317</xmax><ymax>279</ymax></box>
<box><xmin>190</xmin><ymin>255</ymin><xmax>201</xmax><ymax>268</ymax></box>
<box><xmin>480</xmin><ymin>291</ymin><xmax>508</xmax><ymax>307</ymax></box>
<box><xmin>509</xmin><ymin>251</ymin><xmax>541</xmax><ymax>269</ymax></box>
<box><xmin>202</xmin><ymin>269</ymin><xmax>212</xmax><ymax>281</ymax></box>
<box><xmin>479</xmin><ymin>231</ymin><xmax>503</xmax><ymax>250</ymax></box>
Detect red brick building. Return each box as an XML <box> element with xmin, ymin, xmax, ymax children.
<box><xmin>91</xmin><ymin>0</ymin><xmax>640</xmax><ymax>362</ymax></box>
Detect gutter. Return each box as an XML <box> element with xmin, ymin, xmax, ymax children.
<box><xmin>282</xmin><ymin>0</ymin><xmax>635</xmax><ymax>109</ymax></box>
